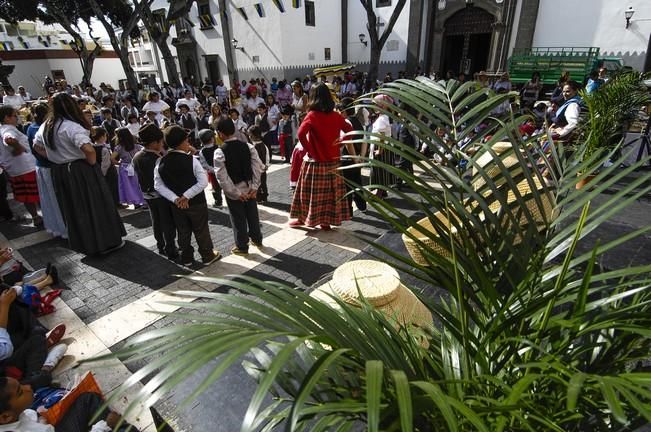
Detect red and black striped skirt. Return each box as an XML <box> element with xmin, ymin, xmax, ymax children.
<box><xmin>9</xmin><ymin>171</ymin><xmax>39</xmax><ymax>204</ymax></box>
<box><xmin>290</xmin><ymin>160</ymin><xmax>351</xmax><ymax>227</ymax></box>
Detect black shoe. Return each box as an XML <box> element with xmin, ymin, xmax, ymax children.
<box><xmin>213</xmin><ymin>202</ymin><xmax>223</xmax><ymax>208</ymax></box>
<box><xmin>49</xmin><ymin>266</ymin><xmax>59</xmax><ymax>286</ymax></box>
<box><xmin>202</xmin><ymin>250</ymin><xmax>222</xmax><ymax>264</ymax></box>
<box><xmin>230</xmin><ymin>246</ymin><xmax>248</xmax><ymax>256</ymax></box>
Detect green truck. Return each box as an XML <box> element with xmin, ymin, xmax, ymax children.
<box><xmin>508</xmin><ymin>47</ymin><xmax>624</xmax><ymax>85</ymax></box>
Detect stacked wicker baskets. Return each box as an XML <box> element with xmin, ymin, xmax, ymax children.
<box><xmin>403</xmin><ymin>142</ymin><xmax>556</xmax><ymax>266</ymax></box>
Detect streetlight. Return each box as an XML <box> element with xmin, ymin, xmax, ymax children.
<box><xmin>625</xmin><ymin>7</ymin><xmax>635</xmax><ymax>29</ymax></box>
<box><xmin>358</xmin><ymin>33</ymin><xmax>368</xmax><ymax>47</ymax></box>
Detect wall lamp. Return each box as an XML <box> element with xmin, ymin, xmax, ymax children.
<box><xmin>231</xmin><ymin>38</ymin><xmax>244</xmax><ymax>51</ymax></box>
<box><xmin>625</xmin><ymin>7</ymin><xmax>635</xmax><ymax>29</ymax></box>
<box><xmin>358</xmin><ymin>33</ymin><xmax>367</xmax><ymax>47</ymax></box>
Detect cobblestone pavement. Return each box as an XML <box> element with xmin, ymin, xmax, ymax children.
<box><xmin>0</xmin><ymin>157</ymin><xmax>423</xmax><ymax>431</ymax></box>
<box><xmin>1</xmin><ymin>157</ymin><xmax>648</xmax><ymax>431</ymax></box>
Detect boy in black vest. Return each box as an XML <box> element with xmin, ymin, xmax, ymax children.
<box><xmin>133</xmin><ymin>124</ymin><xmax>178</xmax><ymax>260</ymax></box>
<box><xmin>197</xmin><ymin>129</ymin><xmax>223</xmax><ymax>207</ymax></box>
<box><xmin>214</xmin><ymin>118</ymin><xmax>264</xmax><ymax>255</ymax></box>
<box><xmin>154</xmin><ymin>125</ymin><xmax>221</xmax><ymax>266</ymax></box>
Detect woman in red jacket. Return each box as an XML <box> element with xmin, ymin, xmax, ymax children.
<box><xmin>289</xmin><ymin>83</ymin><xmax>353</xmax><ymax>230</ymax></box>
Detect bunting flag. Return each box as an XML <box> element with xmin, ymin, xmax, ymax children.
<box><xmin>221</xmin><ymin>8</ymin><xmax>228</xmax><ymax>20</ymax></box>
<box><xmin>237</xmin><ymin>7</ymin><xmax>248</xmax><ymax>20</ymax></box>
<box><xmin>254</xmin><ymin>3</ymin><xmax>265</xmax><ymax>17</ymax></box>
<box><xmin>272</xmin><ymin>0</ymin><xmax>285</xmax><ymax>13</ymax></box>
<box><xmin>292</xmin><ymin>0</ymin><xmax>301</xmax><ymax>8</ymax></box>
<box><xmin>199</xmin><ymin>14</ymin><xmax>215</xmax><ymax>28</ymax></box>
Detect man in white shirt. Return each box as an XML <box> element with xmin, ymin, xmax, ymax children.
<box><xmin>16</xmin><ymin>86</ymin><xmax>31</xmax><ymax>102</ymax></box>
<box><xmin>142</xmin><ymin>92</ymin><xmax>170</xmax><ymax>124</ymax></box>
<box><xmin>1</xmin><ymin>88</ymin><xmax>25</xmax><ymax>109</ymax></box>
<box><xmin>175</xmin><ymin>89</ymin><xmax>200</xmax><ymax>113</ymax></box>
<box><xmin>215</xmin><ymin>79</ymin><xmax>228</xmax><ymax>105</ymax></box>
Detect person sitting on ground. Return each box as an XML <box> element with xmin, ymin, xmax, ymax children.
<box><xmin>154</xmin><ymin>125</ymin><xmax>221</xmax><ymax>266</ymax></box>
<box><xmin>0</xmin><ymin>377</ymin><xmax>138</xmax><ymax>431</ymax></box>
<box><xmin>0</xmin><ymin>288</ymin><xmax>66</xmax><ymax>390</ymax></box>
<box><xmin>214</xmin><ymin>118</ymin><xmax>264</xmax><ymax>255</ymax></box>
<box><xmin>0</xmin><ymin>106</ymin><xmax>42</xmax><ymax>227</ymax></box>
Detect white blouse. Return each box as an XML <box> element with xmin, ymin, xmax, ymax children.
<box><xmin>34</xmin><ymin>120</ymin><xmax>90</xmax><ymax>164</ymax></box>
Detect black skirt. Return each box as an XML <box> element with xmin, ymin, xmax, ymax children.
<box><xmin>370</xmin><ymin>149</ymin><xmax>397</xmax><ymax>187</ymax></box>
<box><xmin>52</xmin><ymin>160</ymin><xmax>126</xmax><ymax>255</ymax></box>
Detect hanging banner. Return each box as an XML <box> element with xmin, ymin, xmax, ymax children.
<box><xmin>292</xmin><ymin>0</ymin><xmax>301</xmax><ymax>8</ymax></box>
<box><xmin>272</xmin><ymin>0</ymin><xmax>285</xmax><ymax>12</ymax></box>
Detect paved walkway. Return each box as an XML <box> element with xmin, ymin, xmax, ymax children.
<box><xmin>2</xmin><ymin>157</ymin><xmax>648</xmax><ymax>431</ymax></box>
<box><xmin>0</xmin><ymin>157</ymin><xmax>420</xmax><ymax>431</ymax></box>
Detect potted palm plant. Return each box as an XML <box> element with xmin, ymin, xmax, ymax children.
<box><xmin>93</xmin><ymin>79</ymin><xmax>651</xmax><ymax>431</ymax></box>
<box><xmin>577</xmin><ymin>71</ymin><xmax>650</xmax><ymax>189</ymax></box>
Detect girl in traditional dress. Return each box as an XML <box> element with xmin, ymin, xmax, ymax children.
<box><xmin>27</xmin><ymin>103</ymin><xmax>67</xmax><ymax>238</ymax></box>
<box><xmin>112</xmin><ymin>127</ymin><xmax>145</xmax><ymax>207</ymax></box>
<box><xmin>369</xmin><ymin>94</ymin><xmax>396</xmax><ymax>198</ymax></box>
<box><xmin>32</xmin><ymin>92</ymin><xmax>125</xmax><ymax>255</ymax></box>
<box><xmin>288</xmin><ymin>84</ymin><xmax>353</xmax><ymax>230</ymax></box>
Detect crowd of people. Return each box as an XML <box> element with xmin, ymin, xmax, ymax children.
<box><xmin>0</xmin><ymin>65</ymin><xmax>596</xmax><ymax>429</ymax></box>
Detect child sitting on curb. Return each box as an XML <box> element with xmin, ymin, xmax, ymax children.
<box><xmin>0</xmin><ymin>377</ymin><xmax>138</xmax><ymax>431</ymax></box>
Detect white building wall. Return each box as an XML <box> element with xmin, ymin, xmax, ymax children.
<box><xmin>347</xmin><ymin>1</ymin><xmax>411</xmax><ymax>66</ymax></box>
<box><xmin>532</xmin><ymin>0</ymin><xmax>651</xmax><ymax>71</ymax></box>
<box><xmin>6</xmin><ymin>57</ymin><xmax>125</xmax><ymax>97</ymax></box>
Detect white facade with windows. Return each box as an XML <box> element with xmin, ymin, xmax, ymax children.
<box><xmin>0</xmin><ymin>20</ymin><xmax>124</xmax><ymax>97</ymax></box>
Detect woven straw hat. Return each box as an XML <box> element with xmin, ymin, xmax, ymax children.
<box><xmin>310</xmin><ymin>260</ymin><xmax>433</xmax><ymax>331</ymax></box>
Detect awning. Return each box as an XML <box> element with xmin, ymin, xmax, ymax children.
<box><xmin>313</xmin><ymin>64</ymin><xmax>356</xmax><ymax>78</ymax></box>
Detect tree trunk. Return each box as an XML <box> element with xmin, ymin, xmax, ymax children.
<box><xmin>155</xmin><ymin>36</ymin><xmax>180</xmax><ymax>85</ymax></box>
<box><xmin>52</xmin><ymin>13</ymin><xmax>98</xmax><ymax>88</ymax></box>
<box><xmin>367</xmin><ymin>44</ymin><xmax>381</xmax><ymax>91</ymax></box>
<box><xmin>86</xmin><ymin>0</ymin><xmax>144</xmax><ymax>91</ymax></box>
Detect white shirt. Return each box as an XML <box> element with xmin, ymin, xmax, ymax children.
<box><xmin>556</xmin><ymin>102</ymin><xmax>581</xmax><ymax>138</ymax></box>
<box><xmin>243</xmin><ymin>96</ymin><xmax>264</xmax><ymax>114</ymax></box>
<box><xmin>215</xmin><ymin>85</ymin><xmax>228</xmax><ymax>104</ymax></box>
<box><xmin>0</xmin><ymin>124</ymin><xmax>36</xmax><ymax>177</ymax></box>
<box><xmin>33</xmin><ymin>120</ymin><xmax>89</xmax><ymax>164</ymax></box>
<box><xmin>2</xmin><ymin>94</ymin><xmax>25</xmax><ymax>109</ymax></box>
<box><xmin>213</xmin><ymin>138</ymin><xmax>263</xmax><ymax>200</ymax></box>
<box><xmin>153</xmin><ymin>151</ymin><xmax>208</xmax><ymax>202</ymax></box>
<box><xmin>142</xmin><ymin>100</ymin><xmax>171</xmax><ymax>123</ymax></box>
<box><xmin>267</xmin><ymin>104</ymin><xmax>280</xmax><ymax>131</ymax></box>
<box><xmin>175</xmin><ymin>97</ymin><xmax>200</xmax><ymax>113</ymax></box>
<box><xmin>0</xmin><ymin>409</ymin><xmax>111</xmax><ymax>432</ymax></box>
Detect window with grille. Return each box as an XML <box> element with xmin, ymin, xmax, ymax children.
<box><xmin>305</xmin><ymin>1</ymin><xmax>315</xmax><ymax>26</ymax></box>
<box><xmin>324</xmin><ymin>48</ymin><xmax>331</xmax><ymax>61</ymax></box>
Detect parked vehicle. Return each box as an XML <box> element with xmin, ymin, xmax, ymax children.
<box><xmin>508</xmin><ymin>47</ymin><xmax>623</xmax><ymax>85</ymax></box>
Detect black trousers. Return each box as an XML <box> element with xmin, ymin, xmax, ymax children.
<box><xmin>105</xmin><ymin>166</ymin><xmax>120</xmax><ymax>207</ymax></box>
<box><xmin>262</xmin><ymin>133</ymin><xmax>275</xmax><ymax>159</ymax></box>
<box><xmin>0</xmin><ymin>171</ymin><xmax>13</xmax><ymax>220</ymax></box>
<box><xmin>257</xmin><ymin>172</ymin><xmax>268</xmax><ymax>202</ymax></box>
<box><xmin>3</xmin><ymin>331</ymin><xmax>50</xmax><ymax>389</ymax></box>
<box><xmin>146</xmin><ymin>197</ymin><xmax>177</xmax><ymax>257</ymax></box>
<box><xmin>170</xmin><ymin>202</ymin><xmax>214</xmax><ymax>262</ymax></box>
<box><xmin>56</xmin><ymin>392</ymin><xmax>139</xmax><ymax>432</ymax></box>
<box><xmin>341</xmin><ymin>160</ymin><xmax>367</xmax><ymax>212</ymax></box>
<box><xmin>225</xmin><ymin>197</ymin><xmax>262</xmax><ymax>251</ymax></box>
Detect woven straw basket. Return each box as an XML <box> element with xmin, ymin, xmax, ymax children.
<box><xmin>402</xmin><ymin>142</ymin><xmax>556</xmax><ymax>266</ymax></box>
<box><xmin>310</xmin><ymin>260</ymin><xmax>433</xmax><ymax>334</ymax></box>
